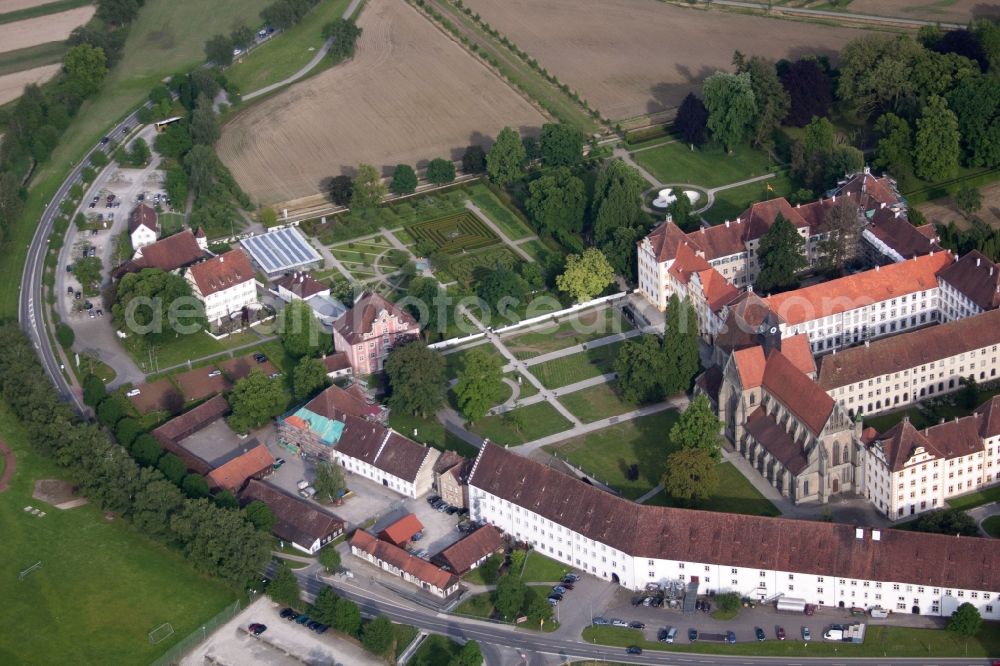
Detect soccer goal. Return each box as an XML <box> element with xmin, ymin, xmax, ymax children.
<box><xmin>148</xmin><ymin>623</ymin><xmax>175</xmax><ymax>645</ymax></box>
<box><xmin>17</xmin><ymin>561</ymin><xmax>41</xmax><ymax>581</ymax></box>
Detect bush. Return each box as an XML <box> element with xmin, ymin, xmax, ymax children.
<box><xmin>96</xmin><ymin>395</ymin><xmax>128</xmax><ymax>427</ymax></box>
<box><xmin>56</xmin><ymin>323</ymin><xmax>75</xmax><ymax>348</ymax></box>
<box><xmin>82</xmin><ymin>374</ymin><xmax>107</xmax><ymax>407</ymax></box>
<box><xmin>157</xmin><ymin>453</ymin><xmax>187</xmax><ymax>485</ymax></box>
<box><xmin>113</xmin><ymin>417</ymin><xmax>144</xmax><ymax>448</ymax></box>
<box><xmin>131</xmin><ymin>433</ymin><xmax>162</xmax><ymax>466</ymax></box>
<box><xmin>182</xmin><ymin>474</ymin><xmax>210</xmax><ymax>498</ymax></box>
<box><xmin>426</xmin><ymin>158</ymin><xmax>456</xmax><ymax>185</ymax></box>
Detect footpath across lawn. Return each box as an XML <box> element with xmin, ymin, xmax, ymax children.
<box><xmin>530</xmin><ymin>340</ymin><xmax>624</xmax><ymax>389</ymax></box>
<box><xmin>469</xmin><ymin>402</ymin><xmax>572</xmax><ymax>446</ymax></box>
<box><xmin>0</xmin><ymin>408</ymin><xmax>237</xmax><ymax>665</ymax></box>
<box><xmin>631</xmin><ymin>141</ymin><xmax>776</xmax><ymax>189</ymax></box>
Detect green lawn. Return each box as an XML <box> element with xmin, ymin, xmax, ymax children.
<box><xmin>983</xmin><ymin>515</ymin><xmax>1000</xmax><ymax>538</ymax></box>
<box><xmin>0</xmin><ymin>0</ymin><xmax>272</xmax><ymax>319</ymax></box>
<box><xmin>225</xmin><ymin>0</ymin><xmax>354</xmax><ymax>93</ymax></box>
<box><xmin>948</xmin><ymin>485</ymin><xmax>1000</xmax><ymax>511</ymax></box>
<box><xmin>386</xmin><ymin>411</ymin><xmax>479</xmax><ymax>458</ymax></box>
<box><xmin>392</xmin><ymin>623</ymin><xmax>420</xmax><ymax>659</ymax></box>
<box><xmin>0</xmin><ymin>408</ymin><xmax>238</xmax><ymax>665</ymax></box>
<box><xmin>502</xmin><ymin>308</ymin><xmax>632</xmax><ymax>360</ymax></box>
<box><xmin>645</xmin><ymin>462</ymin><xmax>781</xmax><ymax>517</ymax></box>
<box><xmin>546</xmin><ymin>410</ymin><xmax>678</xmax><ymax>499</ymax></box>
<box><xmin>159</xmin><ymin>212</ymin><xmax>186</xmax><ymax>237</ymax></box>
<box><xmin>0</xmin><ymin>40</ymin><xmax>68</xmax><ymax>76</ymax></box>
<box><xmin>125</xmin><ymin>330</ymin><xmax>261</xmax><ymax>372</ymax></box>
<box><xmin>518</xmin><ymin>551</ymin><xmax>570</xmax><ymax>583</ymax></box>
<box><xmin>529</xmin><ymin>340</ymin><xmax>625</xmax><ymax>389</ymax></box>
<box><xmin>702</xmin><ymin>174</ymin><xmax>795</xmax><ymax>225</ymax></box>
<box><xmin>443</xmin><ymin>342</ymin><xmax>506</xmax><ymax>379</ymax></box>
<box><xmin>454</xmin><ymin>592</ymin><xmax>496</xmax><ymax>619</ymax></box>
<box><xmin>469</xmin><ymin>402</ymin><xmax>572</xmax><ymax>446</ymax></box>
<box><xmin>558</xmin><ymin>381</ymin><xmax>639</xmax><ymax>423</ymax></box>
<box><xmin>631</xmin><ymin>142</ymin><xmax>777</xmax><ymax>189</ymax></box>
<box><xmin>467</xmin><ymin>182</ymin><xmax>534</xmax><ymax>240</ymax></box>
<box><xmin>507</xmin><ymin>372</ymin><xmax>538</xmax><ymax>400</ymax></box>
<box><xmin>582</xmin><ymin>623</ymin><xmax>1000</xmax><ymax>658</ymax></box>
<box><xmin>409</xmin><ymin>634</ymin><xmax>462</xmax><ymax>663</ymax></box>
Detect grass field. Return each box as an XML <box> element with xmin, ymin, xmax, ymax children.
<box><xmin>468</xmin><ymin>185</ymin><xmax>534</xmax><ymax>240</ymax></box>
<box><xmin>948</xmin><ymin>485</ymin><xmax>1000</xmax><ymax>512</ymax></box>
<box><xmin>503</xmin><ymin>309</ymin><xmax>632</xmax><ymax>360</ymax></box>
<box><xmin>529</xmin><ymin>340</ymin><xmax>624</xmax><ymax>389</ymax></box>
<box><xmin>386</xmin><ymin>411</ymin><xmax>479</xmax><ymax>458</ymax></box>
<box><xmin>0</xmin><ymin>0</ymin><xmax>272</xmax><ymax>319</ymax></box>
<box><xmin>983</xmin><ymin>515</ymin><xmax>1000</xmax><ymax>538</ymax></box>
<box><xmin>0</xmin><ymin>40</ymin><xmax>67</xmax><ymax>76</ymax></box>
<box><xmin>469</xmin><ymin>401</ymin><xmax>571</xmax><ymax>445</ymax></box>
<box><xmin>409</xmin><ymin>634</ymin><xmax>462</xmax><ymax>663</ymax></box>
<box><xmin>645</xmin><ymin>462</ymin><xmax>781</xmax><ymax>517</ymax></box>
<box><xmin>126</xmin><ymin>330</ymin><xmax>261</xmax><ymax>373</ymax></box>
<box><xmin>0</xmin><ymin>408</ymin><xmax>238</xmax><ymax>665</ymax></box>
<box><xmin>558</xmin><ymin>381</ymin><xmax>638</xmax><ymax>423</ymax></box>
<box><xmin>703</xmin><ymin>174</ymin><xmax>795</xmax><ymax>225</ymax></box>
<box><xmin>443</xmin><ymin>342</ymin><xmax>505</xmax><ymax>379</ymax></box>
<box><xmin>632</xmin><ymin>142</ymin><xmax>777</xmax><ymax>189</ymax></box>
<box><xmin>224</xmin><ymin>0</ymin><xmax>353</xmax><ymax>94</ymax></box>
<box><xmin>159</xmin><ymin>212</ymin><xmax>186</xmax><ymax>237</ymax></box>
<box><xmin>519</xmin><ymin>551</ymin><xmax>570</xmax><ymax>582</ymax></box>
<box><xmin>582</xmin><ymin>623</ymin><xmax>1000</xmax><ymax>658</ymax></box>
<box><xmin>509</xmin><ymin>372</ymin><xmax>538</xmax><ymax>399</ymax></box>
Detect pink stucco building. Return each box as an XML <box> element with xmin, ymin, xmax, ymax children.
<box><xmin>331</xmin><ymin>292</ymin><xmax>419</xmax><ymax>375</ymax></box>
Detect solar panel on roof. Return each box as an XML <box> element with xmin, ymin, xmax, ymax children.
<box><xmin>241</xmin><ymin>227</ymin><xmax>321</xmax><ymax>274</ymax></box>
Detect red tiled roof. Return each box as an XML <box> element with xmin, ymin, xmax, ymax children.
<box><xmin>332</xmin><ymin>291</ymin><xmax>418</xmax><ymax>345</ymax></box>
<box><xmin>151</xmin><ymin>394</ymin><xmax>229</xmax><ymax>445</ymax></box>
<box><xmin>870</xmin><ymin>416</ymin><xmax>984</xmax><ymax>472</ymax></box>
<box><xmin>433</xmin><ymin>525</ymin><xmax>504</xmax><ymax>574</ymax></box>
<box><xmin>207</xmin><ymin>444</ymin><xmax>274</xmax><ymax>492</ymax></box>
<box><xmin>304</xmin><ymin>384</ymin><xmax>378</xmax><ymax>421</ymax></box>
<box><xmin>667</xmin><ymin>242</ymin><xmax>711</xmax><ymax>285</ymax></box>
<box><xmin>350</xmin><ymin>529</ymin><xmax>458</xmax><ymax>591</ymax></box>
<box><xmin>240</xmin><ymin>479</ymin><xmax>344</xmax><ymax>547</ymax></box>
<box><xmin>189</xmin><ymin>249</ymin><xmax>255</xmax><ymax>297</ymax></box>
<box><xmin>129</xmin><ymin>204</ymin><xmax>159</xmax><ymax>234</ymax></box>
<box><xmin>762</xmin><ymin>348</ymin><xmax>834</xmax><ymax>436</ymax></box>
<box><xmin>642</xmin><ymin>220</ymin><xmax>692</xmax><ymax>262</ymax></box>
<box><xmin>867</xmin><ymin>208</ymin><xmax>942</xmax><ymax>259</ymax></box>
<box><xmin>780</xmin><ymin>333</ymin><xmax>816</xmax><ymax>376</ymax></box>
<box><xmin>817</xmin><ymin>308</ymin><xmax>1000</xmax><ymax>390</ymax></box>
<box><xmin>745</xmin><ymin>407</ymin><xmax>810</xmax><ymax>474</ymax></box>
<box><xmin>976</xmin><ymin>395</ymin><xmax>1000</xmax><ymax>439</ymax></box>
<box><xmin>468</xmin><ymin>443</ymin><xmax>1000</xmax><ymax>592</ymax></box>
<box><xmin>938</xmin><ymin>251</ymin><xmax>1000</xmax><ymax>312</ymax></box>
<box><xmin>765</xmin><ymin>252</ymin><xmax>953</xmax><ymax>325</ymax></box>
<box><xmin>275</xmin><ymin>272</ymin><xmax>329</xmax><ymax>299</ymax></box>
<box><xmin>733</xmin><ymin>346</ymin><xmax>766</xmax><ymax>389</ymax></box>
<box><xmin>697</xmin><ymin>268</ymin><xmax>740</xmax><ymax>312</ymax></box>
<box><xmin>322</xmin><ymin>352</ymin><xmax>352</xmax><ymax>374</ymax></box>
<box><xmin>379</xmin><ymin>513</ymin><xmax>424</xmax><ymax>545</ymax></box>
<box><xmin>119</xmin><ymin>230</ymin><xmax>205</xmax><ymax>275</ymax></box>
<box><xmin>336</xmin><ymin>416</ymin><xmax>436</xmax><ymax>482</ymax></box>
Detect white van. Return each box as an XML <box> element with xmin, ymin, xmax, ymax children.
<box><xmin>823</xmin><ymin>628</ymin><xmax>843</xmax><ymax>641</ymax></box>
<box><xmin>869</xmin><ymin>607</ymin><xmax>889</xmax><ymax>619</ymax></box>
<box><xmin>664</xmin><ymin>627</ymin><xmax>678</xmax><ymax>643</ymax></box>
<box><xmin>297</xmin><ymin>480</ymin><xmax>310</xmax><ymax>491</ymax></box>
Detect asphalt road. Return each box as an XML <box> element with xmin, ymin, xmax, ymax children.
<box><xmin>290</xmin><ymin>569</ymin><xmax>995</xmax><ymax>666</ymax></box>
<box><xmin>18</xmin><ymin>107</ymin><xmax>146</xmax><ymax>412</ymax></box>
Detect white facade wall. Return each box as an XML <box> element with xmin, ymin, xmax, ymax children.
<box><xmin>828</xmin><ymin>342</ymin><xmax>1000</xmax><ymax>418</ymax></box>
<box><xmin>199</xmin><ymin>279</ymin><xmax>257</xmax><ymax>322</ymax></box>
<box><xmin>636</xmin><ymin>243</ymin><xmax>668</xmax><ymax>311</ymax></box>
<box><xmin>333</xmin><ymin>451</ymin><xmax>417</xmax><ymax>498</ymax></box>
<box><xmin>939</xmin><ymin>280</ymin><xmax>984</xmax><ymax>323</ymax></box>
<box><xmin>468</xmin><ymin>484</ymin><xmax>1000</xmax><ymax>620</ymax></box>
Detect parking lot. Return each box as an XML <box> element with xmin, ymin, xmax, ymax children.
<box><xmin>182</xmin><ymin>596</ymin><xmax>382</xmax><ymax>666</ymax></box>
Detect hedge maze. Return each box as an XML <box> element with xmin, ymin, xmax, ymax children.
<box><xmin>409</xmin><ymin>212</ymin><xmax>500</xmax><ymax>255</ymax></box>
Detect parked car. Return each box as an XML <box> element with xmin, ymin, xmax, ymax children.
<box><xmin>248</xmin><ymin>623</ymin><xmax>266</xmax><ymax>636</ymax></box>
<box><xmin>279</xmin><ymin>608</ymin><xmax>296</xmax><ymax>619</ymax></box>
<box><xmin>446</xmin><ymin>506</ymin><xmax>459</xmax><ymax>515</ymax></box>
<box><xmin>552</xmin><ymin>585</ymin><xmax>566</xmax><ymax>594</ymax></box>
<box><xmin>548</xmin><ymin>593</ymin><xmax>562</xmax><ymax>602</ymax></box>
<box><xmin>66</xmin><ymin>264</ymin><xmax>73</xmax><ymax>273</ymax></box>
<box><xmin>208</xmin><ymin>369</ymin><xmax>221</xmax><ymax>377</ymax></box>
<box><xmin>688</xmin><ymin>628</ymin><xmax>698</xmax><ymax>642</ymax></box>
<box><xmin>802</xmin><ymin>627</ymin><xmax>811</xmax><ymax>641</ymax></box>
<box><xmin>611</xmin><ymin>619</ymin><xmax>628</xmax><ymax>627</ymax></box>
<box><xmin>776</xmin><ymin>626</ymin><xmax>786</xmax><ymax>640</ymax></box>
<box><xmin>67</xmin><ymin>286</ymin><xmax>74</xmax><ymax>294</ymax></box>
<box><xmin>755</xmin><ymin>627</ymin><xmax>766</xmax><ymax>642</ymax></box>
<box><xmin>628</xmin><ymin>621</ymin><xmax>645</xmax><ymax>630</ymax></box>
<box><xmin>625</xmin><ymin>646</ymin><xmax>642</xmax><ymax>655</ymax></box>
<box><xmin>662</xmin><ymin>627</ymin><xmax>677</xmax><ymax>643</ymax></box>
<box><xmin>306</xmin><ymin>621</ymin><xmax>321</xmax><ymax>631</ymax></box>
<box><xmin>126</xmin><ymin>388</ymin><xmax>140</xmax><ymax>397</ymax></box>
<box><xmin>592</xmin><ymin>617</ymin><xmax>609</xmax><ymax>625</ymax></box>
<box><xmin>96</xmin><ymin>309</ymin><xmax>103</xmax><ymax>317</ymax></box>
<box><xmin>273</xmin><ymin>458</ymin><xmax>285</xmax><ymax>469</ymax></box>
<box><xmin>547</xmin><ymin>597</ymin><xmax>559</xmax><ymax>606</ymax></box>
<box><xmin>74</xmin><ymin>291</ymin><xmax>82</xmax><ymax>300</ymax></box>
<box><xmin>254</xmin><ymin>353</ymin><xmax>267</xmax><ymax>363</ymax></box>
<box><xmin>564</xmin><ymin>573</ymin><xmax>580</xmax><ymax>582</ymax></box>
<box><xmin>426</xmin><ymin>495</ymin><xmax>440</xmax><ymax>505</ymax></box>
<box><xmin>726</xmin><ymin>631</ymin><xmax>736</xmax><ymax>644</ymax></box>
<box><xmin>314</xmin><ymin>624</ymin><xmax>328</xmax><ymax>634</ymax></box>
<box><xmin>561</xmin><ymin>582</ymin><xmax>574</xmax><ymax>590</ymax></box>
<box><xmin>295</xmin><ymin>614</ymin><xmax>310</xmax><ymax>625</ymax></box>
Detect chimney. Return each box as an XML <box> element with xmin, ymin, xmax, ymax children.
<box><xmin>875</xmin><ymin>265</ymin><xmax>880</xmax><ymax>272</ymax></box>
<box><xmin>219</xmin><ymin>255</ymin><xmax>224</xmax><ymax>263</ymax></box>
<box><xmin>796</xmin><ymin>203</ymin><xmax>801</xmax><ymax>208</ymax></box>
<box><xmin>880</xmin><ymin>202</ymin><xmax>886</xmax><ymax>209</ymax></box>
<box><xmin>833</xmin><ymin>195</ymin><xmax>837</xmax><ymax>202</ymax></box>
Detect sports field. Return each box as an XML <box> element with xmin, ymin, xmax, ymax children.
<box><xmin>218</xmin><ymin>0</ymin><xmax>547</xmax><ymax>204</ymax></box>
<box><xmin>0</xmin><ymin>408</ymin><xmax>237</xmax><ymax>665</ymax></box>
<box><xmin>462</xmin><ymin>0</ymin><xmax>868</xmax><ymax>120</ymax></box>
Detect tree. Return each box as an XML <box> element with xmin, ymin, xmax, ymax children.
<box><xmin>915</xmin><ymin>95</ymin><xmax>961</xmax><ymax>181</ymax></box>
<box><xmin>96</xmin><ymin>396</ymin><xmax>128</xmax><ymax>428</ymax></box>
<box><xmin>780</xmin><ymin>58</ymin><xmax>833</xmax><ymax>127</ymax></box>
<box><xmin>293</xmin><ymin>357</ymin><xmax>329</xmax><ymax>400</ymax></box>
<box><xmin>191</xmin><ymin>104</ymin><xmax>219</xmax><ymax>146</ymax></box>
<box><xmin>405</xmin><ymin>276</ymin><xmax>447</xmax><ymax>333</ymax></box>
<box><xmin>127</xmin><ymin>137</ymin><xmax>151</xmax><ymax>167</ymax></box>
<box><xmin>182</xmin><ymin>474</ymin><xmax>209</xmax><ymax>498</ymax></box>
<box><xmin>614</xmin><ymin>335</ymin><xmax>666</xmax><ymax>404</ymax></box>
<box><xmin>462</xmin><ymin>145</ymin><xmax>486</xmax><ymax>173</ymax></box>
<box><xmin>260</xmin><ymin>207</ymin><xmax>278</xmax><ymax>227</ymax></box>
<box><xmin>131</xmin><ymin>433</ymin><xmax>162</xmax><ymax>467</ymax></box>
<box><xmin>312</xmin><ymin>586</ymin><xmax>339</xmax><ymax>624</ymax></box>
<box><xmin>318</xmin><ymin>546</ymin><xmax>341</xmax><ymax>573</ymax></box>
<box><xmin>326</xmin><ymin>175</ymin><xmax>353</xmax><ymax>206</ymax></box>
<box><xmin>661</xmin><ymin>295</ymin><xmax>701</xmax><ymax>394</ymax></box>
<box><xmin>670</xmin><ymin>395</ymin><xmax>722</xmax><ymax>461</ymax></box>
<box><xmin>556</xmin><ymin>248</ymin><xmax>615</xmax><ymax>302</ymax></box>
<box><xmin>113</xmin><ymin>417</ymin><xmax>143</xmax><ymax>448</ymax></box>
<box><xmin>55</xmin><ymin>323</ymin><xmax>74</xmax><ymax>349</ymax></box>
<box><xmin>63</xmin><ymin>44</ymin><xmax>107</xmax><ymax>98</ymax></box>
<box><xmin>819</xmin><ymin>195</ymin><xmax>862</xmax><ymax>273</ymax></box>
<box><xmin>675</xmin><ymin>93</ymin><xmax>708</xmax><ymax>146</ymax></box>
<box><xmin>385</xmin><ymin>341</ymin><xmax>446</xmax><ymax>417</ymax></box>
<box><xmin>476</xmin><ymin>268</ymin><xmax>527</xmax><ymax>311</ymax></box>
<box><xmin>279</xmin><ymin>299</ymin><xmax>328</xmax><ymax>358</ymax></box>
<box><xmin>910</xmin><ymin>508</ymin><xmax>979</xmax><ymax>536</ymax></box>
<box><xmin>737</xmin><ymin>56</ymin><xmax>789</xmax><ymax>149</ymax></box>
<box><xmin>324</xmin><ymin>18</ymin><xmax>362</xmax><ymax>63</ymax></box>
<box><xmin>591</xmin><ymin>160</ymin><xmax>647</xmax><ymax>279</ymax></box>
<box><xmin>112</xmin><ymin>268</ymin><xmax>204</xmax><ymax>341</ymax></box>
<box><xmin>96</xmin><ymin>0</ymin><xmax>139</xmax><ymax>26</ymax></box>
<box><xmin>227</xmin><ymin>369</ymin><xmax>287</xmax><ymax>433</ymax></box>
<box><xmin>663</xmin><ymin>447</ymin><xmax>719</xmax><ymax>505</ymax></box>
<box><xmin>361</xmin><ymin>615</ymin><xmax>395</xmax><ymax>655</ymax></box>
<box><xmin>666</xmin><ymin>191</ymin><xmax>695</xmax><ymax>231</ymax></box>
<box><xmin>873</xmin><ymin>113</ymin><xmax>913</xmax><ymax>179</ymax></box>
<box><xmin>715</xmin><ymin>592</ymin><xmax>741</xmax><ymax>615</ymax></box>
<box><xmin>426</xmin><ymin>158</ymin><xmax>456</xmax><ymax>185</ymax></box>
<box><xmin>947</xmin><ymin>602</ymin><xmax>982</xmax><ymax>636</ymax></box>
<box><xmin>525</xmin><ymin>167</ymin><xmax>586</xmax><ymax>237</ymax></box>
<box><xmin>451</xmin><ymin>641</ymin><xmax>483</xmax><ymax>666</ymax></box>
<box><xmin>390</xmin><ymin>164</ymin><xmax>417</xmax><ymax>195</ymax></box>
<box><xmin>244</xmin><ymin>499</ymin><xmax>275</xmax><ymax>533</ymax></box>
<box><xmin>454</xmin><ymin>347</ymin><xmax>504</xmax><ymax>422</ymax></box>
<box><xmin>332</xmin><ymin>597</ymin><xmax>362</xmax><ymax>636</ymax></box>
<box><xmin>157</xmin><ymin>452</ymin><xmax>187</xmax><ymax>485</ymax></box>
<box><xmin>477</xmin><ymin>552</ymin><xmax>501</xmax><ymax>584</ymax></box>
<box><xmin>0</xmin><ymin>172</ymin><xmax>25</xmax><ymax>241</ymax></box>
<box><xmin>494</xmin><ymin>574</ymin><xmax>527</xmax><ymax>619</ymax></box>
<box><xmin>132</xmin><ymin>478</ymin><xmax>184</xmax><ymax>542</ymax></box>
<box><xmin>702</xmin><ymin>71</ymin><xmax>757</xmax><ymax>152</ymax></box>
<box><xmin>954</xmin><ymin>186</ymin><xmax>983</xmax><ymax>218</ymax></box>
<box><xmin>351</xmin><ymin>164</ymin><xmax>386</xmax><ymax>210</ymax></box>
<box><xmin>82</xmin><ymin>374</ymin><xmax>107</xmax><ymax>407</ymax></box>
<box><xmin>539</xmin><ymin>123</ymin><xmax>583</xmax><ymax>166</ymax></box>
<box><xmin>313</xmin><ymin>461</ymin><xmax>346</xmax><ymax>502</ymax></box>
<box><xmin>204</xmin><ymin>34</ymin><xmax>234</xmax><ymax>66</ymax></box>
<box><xmin>230</xmin><ymin>24</ymin><xmax>255</xmax><ymax>50</ymax></box>
<box><xmin>213</xmin><ymin>490</ymin><xmax>239</xmax><ymax>509</ymax></box>
<box><xmin>486</xmin><ymin>127</ymin><xmax>525</xmax><ymax>185</ymax></box>
<box><xmin>946</xmin><ymin>75</ymin><xmax>1000</xmax><ymax>168</ymax></box>
<box><xmin>268</xmin><ymin>563</ymin><xmax>302</xmax><ymax>607</ymax></box>
<box><xmin>837</xmin><ymin>34</ymin><xmax>923</xmax><ymax>117</ymax></box>
<box><xmin>755</xmin><ymin>214</ymin><xmax>806</xmax><ymax>294</ymax></box>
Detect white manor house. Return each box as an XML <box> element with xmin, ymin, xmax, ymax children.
<box><xmin>637</xmin><ymin>171</ymin><xmax>1000</xmax><ymax>519</ymax></box>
